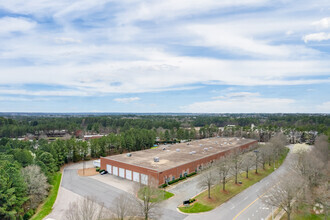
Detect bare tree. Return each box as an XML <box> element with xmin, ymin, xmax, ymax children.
<box><xmin>269</xmin><ymin>133</ymin><xmax>287</xmax><ymax>166</ymax></box>
<box><xmin>242</xmin><ymin>152</ymin><xmax>254</xmax><ymax>178</ymax></box>
<box><xmin>312</xmin><ymin>181</ymin><xmax>330</xmax><ymax>220</ymax></box>
<box><xmin>217</xmin><ymin>155</ymin><xmax>231</xmax><ymax>191</ymax></box>
<box><xmin>262</xmin><ymin>173</ymin><xmax>305</xmax><ymax>220</ymax></box>
<box><xmin>258</xmin><ymin>145</ymin><xmax>271</xmax><ymax>170</ymax></box>
<box><xmin>253</xmin><ymin>149</ymin><xmax>260</xmax><ymax>174</ymax></box>
<box><xmin>229</xmin><ymin>149</ymin><xmax>243</xmax><ymax>184</ymax></box>
<box><xmin>292</xmin><ymin>150</ymin><xmax>325</xmax><ymax>187</ymax></box>
<box><xmin>314</xmin><ymin>134</ymin><xmax>329</xmax><ymax>164</ymax></box>
<box><xmin>133</xmin><ymin>178</ymin><xmax>162</xmax><ymax>220</ymax></box>
<box><xmin>199</xmin><ymin>170</ymin><xmax>216</xmax><ymax>198</ymax></box>
<box><xmin>21</xmin><ymin>165</ymin><xmax>49</xmax><ymax>209</ymax></box>
<box><xmin>110</xmin><ymin>193</ymin><xmax>137</xmax><ymax>220</ymax></box>
<box><xmin>65</xmin><ymin>196</ymin><xmax>109</xmax><ymax>220</ymax></box>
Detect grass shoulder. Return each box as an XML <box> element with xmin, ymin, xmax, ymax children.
<box><xmin>31</xmin><ymin>172</ymin><xmax>62</xmax><ymax>220</ymax></box>
<box><xmin>179</xmin><ymin>149</ymin><xmax>289</xmax><ymax>213</ymax></box>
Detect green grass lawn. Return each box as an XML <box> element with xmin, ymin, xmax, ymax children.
<box><xmin>31</xmin><ymin>172</ymin><xmax>62</xmax><ymax>220</ymax></box>
<box><xmin>179</xmin><ymin>149</ymin><xmax>289</xmax><ymax>213</ymax></box>
<box><xmin>281</xmin><ymin>213</ymin><xmax>325</xmax><ymax>220</ymax></box>
<box><xmin>138</xmin><ymin>187</ymin><xmax>174</xmax><ymax>202</ymax></box>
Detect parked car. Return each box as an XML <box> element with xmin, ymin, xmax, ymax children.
<box><xmin>100</xmin><ymin>170</ymin><xmax>108</xmax><ymax>175</ymax></box>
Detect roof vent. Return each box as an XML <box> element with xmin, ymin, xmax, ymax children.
<box><xmin>176</xmin><ymin>149</ymin><xmax>180</xmax><ymax>152</ymax></box>
<box><xmin>126</xmin><ymin>153</ymin><xmax>132</xmax><ymax>157</ymax></box>
<box><xmin>154</xmin><ymin>157</ymin><xmax>159</xmax><ymax>162</ymax></box>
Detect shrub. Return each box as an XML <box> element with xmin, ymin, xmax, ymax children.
<box><xmin>189</xmin><ymin>198</ymin><xmax>196</xmax><ymax>203</ymax></box>
<box><xmin>96</xmin><ymin>167</ymin><xmax>100</xmax><ymax>172</ymax></box>
<box><xmin>168</xmin><ymin>179</ymin><xmax>179</xmax><ymax>185</ymax></box>
<box><xmin>99</xmin><ymin>169</ymin><xmax>105</xmax><ymax>173</ymax></box>
<box><xmin>159</xmin><ymin>183</ymin><xmax>168</xmax><ymax>188</ymax></box>
<box><xmin>187</xmin><ymin>172</ymin><xmax>196</xmax><ymax>177</ymax></box>
<box><xmin>23</xmin><ymin>209</ymin><xmax>35</xmax><ymax>220</ymax></box>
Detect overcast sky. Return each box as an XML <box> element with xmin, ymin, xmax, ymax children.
<box><xmin>0</xmin><ymin>0</ymin><xmax>329</xmax><ymax>113</ymax></box>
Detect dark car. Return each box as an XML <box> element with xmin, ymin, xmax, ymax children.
<box><xmin>100</xmin><ymin>170</ymin><xmax>108</xmax><ymax>175</ymax></box>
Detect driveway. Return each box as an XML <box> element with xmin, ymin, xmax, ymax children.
<box><xmin>47</xmin><ymin>161</ymin><xmax>186</xmax><ymax>220</ymax></box>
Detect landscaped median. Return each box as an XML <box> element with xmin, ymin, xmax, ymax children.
<box><xmin>31</xmin><ymin>172</ymin><xmax>62</xmax><ymax>220</ymax></box>
<box><xmin>179</xmin><ymin>148</ymin><xmax>289</xmax><ymax>213</ymax></box>
<box><xmin>138</xmin><ymin>186</ymin><xmax>174</xmax><ymax>202</ymax></box>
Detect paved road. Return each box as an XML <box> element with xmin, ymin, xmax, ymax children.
<box><xmin>184</xmin><ymin>145</ymin><xmax>294</xmax><ymax>220</ymax></box>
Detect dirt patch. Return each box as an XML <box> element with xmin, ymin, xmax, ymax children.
<box><xmin>77</xmin><ymin>168</ymin><xmax>99</xmax><ymax>176</ymax></box>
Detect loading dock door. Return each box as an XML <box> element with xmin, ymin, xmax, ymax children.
<box><xmin>119</xmin><ymin>168</ymin><xmax>125</xmax><ymax>178</ymax></box>
<box><xmin>106</xmin><ymin>164</ymin><xmax>112</xmax><ymax>174</ymax></box>
<box><xmin>141</xmin><ymin>174</ymin><xmax>148</xmax><ymax>185</ymax></box>
<box><xmin>113</xmin><ymin>166</ymin><xmax>118</xmax><ymax>176</ymax></box>
<box><xmin>133</xmin><ymin>172</ymin><xmax>140</xmax><ymax>182</ymax></box>
<box><xmin>126</xmin><ymin>170</ymin><xmax>132</xmax><ymax>180</ymax></box>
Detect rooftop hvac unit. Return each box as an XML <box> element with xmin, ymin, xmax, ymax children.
<box><xmin>126</xmin><ymin>153</ymin><xmax>132</xmax><ymax>157</ymax></box>
<box><xmin>162</xmin><ymin>147</ymin><xmax>166</xmax><ymax>150</ymax></box>
<box><xmin>191</xmin><ymin>151</ymin><xmax>196</xmax><ymax>154</ymax></box>
<box><xmin>204</xmin><ymin>148</ymin><xmax>208</xmax><ymax>151</ymax></box>
<box><xmin>176</xmin><ymin>149</ymin><xmax>180</xmax><ymax>152</ymax></box>
<box><xmin>199</xmin><ymin>144</ymin><xmax>203</xmax><ymax>147</ymax></box>
<box><xmin>154</xmin><ymin>157</ymin><xmax>159</xmax><ymax>162</ymax></box>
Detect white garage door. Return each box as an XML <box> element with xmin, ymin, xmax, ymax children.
<box><xmin>141</xmin><ymin>174</ymin><xmax>148</xmax><ymax>185</ymax></box>
<box><xmin>106</xmin><ymin>164</ymin><xmax>112</xmax><ymax>174</ymax></box>
<box><xmin>119</xmin><ymin>168</ymin><xmax>125</xmax><ymax>178</ymax></box>
<box><xmin>133</xmin><ymin>172</ymin><xmax>140</xmax><ymax>182</ymax></box>
<box><xmin>126</xmin><ymin>170</ymin><xmax>132</xmax><ymax>180</ymax></box>
<box><xmin>113</xmin><ymin>166</ymin><xmax>118</xmax><ymax>176</ymax></box>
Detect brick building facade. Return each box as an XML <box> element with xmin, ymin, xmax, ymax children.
<box><xmin>100</xmin><ymin>137</ymin><xmax>257</xmax><ymax>186</ymax></box>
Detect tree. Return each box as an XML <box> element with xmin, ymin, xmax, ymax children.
<box><xmin>36</xmin><ymin>151</ymin><xmax>57</xmax><ymax>178</ymax></box>
<box><xmin>134</xmin><ymin>180</ymin><xmax>162</xmax><ymax>220</ymax></box>
<box><xmin>262</xmin><ymin>173</ymin><xmax>305</xmax><ymax>220</ymax></box>
<box><xmin>253</xmin><ymin>150</ymin><xmax>260</xmax><ymax>174</ymax></box>
<box><xmin>199</xmin><ymin>170</ymin><xmax>216</xmax><ymax>199</ymax></box>
<box><xmin>269</xmin><ymin>133</ymin><xmax>287</xmax><ymax>167</ymax></box>
<box><xmin>12</xmin><ymin>149</ymin><xmax>33</xmax><ymax>167</ymax></box>
<box><xmin>229</xmin><ymin>149</ymin><xmax>243</xmax><ymax>184</ymax></box>
<box><xmin>242</xmin><ymin>152</ymin><xmax>254</xmax><ymax>178</ymax></box>
<box><xmin>21</xmin><ymin>165</ymin><xmax>49</xmax><ymax>209</ymax></box>
<box><xmin>65</xmin><ymin>196</ymin><xmax>109</xmax><ymax>220</ymax></box>
<box><xmin>217</xmin><ymin>155</ymin><xmax>231</xmax><ymax>191</ymax></box>
<box><xmin>110</xmin><ymin>193</ymin><xmax>136</xmax><ymax>220</ymax></box>
<box><xmin>0</xmin><ymin>160</ymin><xmax>28</xmax><ymax>219</ymax></box>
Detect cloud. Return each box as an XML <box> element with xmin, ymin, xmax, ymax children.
<box><xmin>315</xmin><ymin>101</ymin><xmax>330</xmax><ymax>113</ymax></box>
<box><xmin>113</xmin><ymin>97</ymin><xmax>140</xmax><ymax>103</ymax></box>
<box><xmin>181</xmin><ymin>93</ymin><xmax>296</xmax><ymax>113</ymax></box>
<box><xmin>312</xmin><ymin>17</ymin><xmax>330</xmax><ymax>29</ymax></box>
<box><xmin>0</xmin><ymin>17</ymin><xmax>36</xmax><ymax>35</ymax></box>
<box><xmin>303</xmin><ymin>32</ymin><xmax>330</xmax><ymax>43</ymax></box>
<box><xmin>55</xmin><ymin>37</ymin><xmax>81</xmax><ymax>44</ymax></box>
<box><xmin>116</xmin><ymin>0</ymin><xmax>269</xmax><ymax>24</ymax></box>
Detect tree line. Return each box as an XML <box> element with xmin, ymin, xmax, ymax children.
<box><xmin>0</xmin><ymin>114</ymin><xmax>328</xmax><ymax>139</ymax></box>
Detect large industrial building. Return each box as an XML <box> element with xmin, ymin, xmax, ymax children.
<box><xmin>100</xmin><ymin>137</ymin><xmax>257</xmax><ymax>186</ymax></box>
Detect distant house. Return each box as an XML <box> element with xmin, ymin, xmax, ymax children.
<box><xmin>84</xmin><ymin>135</ymin><xmax>104</xmax><ymax>140</ymax></box>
